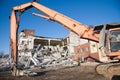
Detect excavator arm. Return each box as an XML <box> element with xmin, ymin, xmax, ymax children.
<box><xmin>10</xmin><ymin>1</ymin><xmax>99</xmax><ymax>76</ymax></box>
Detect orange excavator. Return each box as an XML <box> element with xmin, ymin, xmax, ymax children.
<box><xmin>10</xmin><ymin>1</ymin><xmax>120</xmax><ymax>79</ymax></box>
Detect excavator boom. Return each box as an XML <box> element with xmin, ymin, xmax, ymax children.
<box><xmin>10</xmin><ymin>1</ymin><xmax>99</xmax><ymax>76</ymax></box>
<box><xmin>10</xmin><ymin>1</ymin><xmax>120</xmax><ymax>79</ymax></box>
<box><xmin>10</xmin><ymin>1</ymin><xmax>99</xmax><ymax>67</ymax></box>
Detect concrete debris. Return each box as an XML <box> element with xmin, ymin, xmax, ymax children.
<box><xmin>0</xmin><ymin>57</ymin><xmax>11</xmax><ymax>72</ymax></box>
<box><xmin>16</xmin><ymin>30</ymin><xmax>82</xmax><ymax>73</ymax></box>
<box><xmin>23</xmin><ymin>70</ymin><xmax>37</xmax><ymax>76</ymax></box>
<box><xmin>18</xmin><ymin>44</ymin><xmax>79</xmax><ymax>70</ymax></box>
<box><xmin>0</xmin><ymin>30</ymin><xmax>80</xmax><ymax>76</ymax></box>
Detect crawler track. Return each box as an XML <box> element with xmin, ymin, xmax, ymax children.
<box><xmin>96</xmin><ymin>62</ymin><xmax>120</xmax><ymax>80</ymax></box>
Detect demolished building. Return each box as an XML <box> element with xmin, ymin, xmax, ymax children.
<box><xmin>18</xmin><ymin>30</ymin><xmax>79</xmax><ymax>69</ymax></box>
<box><xmin>68</xmin><ymin>31</ymin><xmax>99</xmax><ymax>62</ymax></box>
<box><xmin>18</xmin><ymin>29</ymin><xmax>99</xmax><ymax>65</ymax></box>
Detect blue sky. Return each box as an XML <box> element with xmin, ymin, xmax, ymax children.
<box><xmin>0</xmin><ymin>0</ymin><xmax>120</xmax><ymax>54</ymax></box>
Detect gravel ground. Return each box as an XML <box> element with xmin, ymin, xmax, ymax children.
<box><xmin>0</xmin><ymin>63</ymin><xmax>107</xmax><ymax>80</ymax></box>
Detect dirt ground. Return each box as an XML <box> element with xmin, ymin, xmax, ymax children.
<box><xmin>0</xmin><ymin>63</ymin><xmax>119</xmax><ymax>80</ymax></box>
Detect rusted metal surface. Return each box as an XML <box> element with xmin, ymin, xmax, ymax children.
<box><xmin>10</xmin><ymin>10</ymin><xmax>18</xmax><ymax>69</ymax></box>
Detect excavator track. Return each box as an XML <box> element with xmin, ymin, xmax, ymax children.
<box><xmin>95</xmin><ymin>62</ymin><xmax>120</xmax><ymax>80</ymax></box>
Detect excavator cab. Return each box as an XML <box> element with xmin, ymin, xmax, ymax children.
<box><xmin>95</xmin><ymin>23</ymin><xmax>120</xmax><ymax>80</ymax></box>
<box><xmin>94</xmin><ymin>23</ymin><xmax>120</xmax><ymax>61</ymax></box>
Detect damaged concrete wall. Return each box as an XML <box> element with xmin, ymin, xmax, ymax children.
<box><xmin>68</xmin><ymin>31</ymin><xmax>81</xmax><ymax>54</ymax></box>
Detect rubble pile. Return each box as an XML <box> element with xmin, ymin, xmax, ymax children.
<box><xmin>0</xmin><ymin>58</ymin><xmax>11</xmax><ymax>72</ymax></box>
<box><xmin>18</xmin><ymin>44</ymin><xmax>79</xmax><ymax>70</ymax></box>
